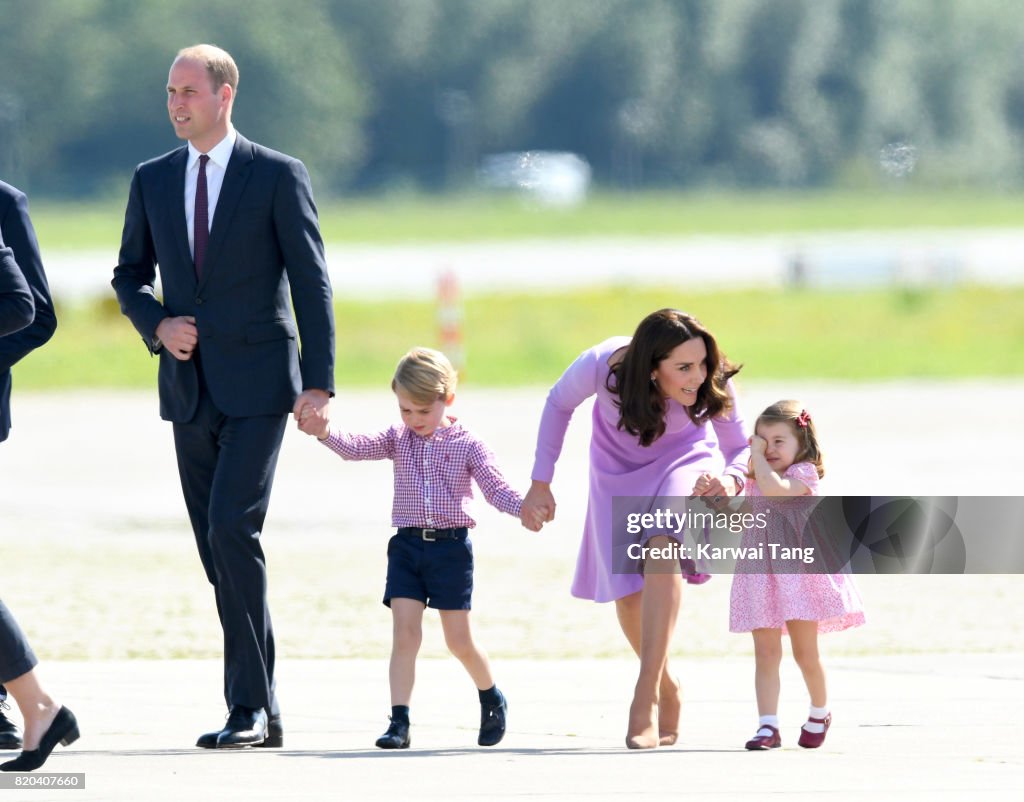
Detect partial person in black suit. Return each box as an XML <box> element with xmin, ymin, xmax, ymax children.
<box><xmin>0</xmin><ymin>182</ymin><xmax>57</xmax><ymax>445</ymax></box>
<box><xmin>112</xmin><ymin>44</ymin><xmax>336</xmax><ymax>749</ymax></box>
<box><xmin>1</xmin><ymin>182</ymin><xmax>77</xmax><ymax>773</ymax></box>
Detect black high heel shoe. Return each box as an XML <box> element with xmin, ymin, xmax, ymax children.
<box><xmin>0</xmin><ymin>707</ymin><xmax>79</xmax><ymax>772</ymax></box>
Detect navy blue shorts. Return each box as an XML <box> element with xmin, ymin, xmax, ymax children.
<box><xmin>384</xmin><ymin>528</ymin><xmax>474</xmax><ymax>610</ymax></box>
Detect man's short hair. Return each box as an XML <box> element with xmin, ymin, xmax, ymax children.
<box><xmin>175</xmin><ymin>44</ymin><xmax>239</xmax><ymax>92</ymax></box>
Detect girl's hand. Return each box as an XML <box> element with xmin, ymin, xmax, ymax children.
<box><xmin>749</xmin><ymin>434</ymin><xmax>767</xmax><ymax>455</ymax></box>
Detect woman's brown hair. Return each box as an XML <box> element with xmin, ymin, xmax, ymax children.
<box><xmin>607</xmin><ymin>309</ymin><xmax>741</xmax><ymax>447</ymax></box>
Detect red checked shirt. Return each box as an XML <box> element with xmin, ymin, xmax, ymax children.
<box><xmin>321</xmin><ymin>417</ymin><xmax>523</xmax><ymax>528</ymax></box>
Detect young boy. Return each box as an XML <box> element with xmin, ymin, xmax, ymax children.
<box><xmin>297</xmin><ymin>347</ymin><xmax>533</xmax><ymax>748</ymax></box>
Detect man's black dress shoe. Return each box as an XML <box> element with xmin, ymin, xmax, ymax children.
<box><xmin>374</xmin><ymin>717</ymin><xmax>410</xmax><ymax>749</ymax></box>
<box><xmin>478</xmin><ymin>696</ymin><xmax>507</xmax><ymax>747</ymax></box>
<box><xmin>217</xmin><ymin>706</ymin><xmax>267</xmax><ymax>748</ymax></box>
<box><xmin>0</xmin><ymin>704</ymin><xmax>22</xmax><ymax>750</ymax></box>
<box><xmin>257</xmin><ymin>715</ymin><xmax>284</xmax><ymax>748</ymax></box>
<box><xmin>196</xmin><ymin>712</ymin><xmax>282</xmax><ymax>749</ymax></box>
<box><xmin>0</xmin><ymin>706</ymin><xmax>79</xmax><ymax>772</ymax></box>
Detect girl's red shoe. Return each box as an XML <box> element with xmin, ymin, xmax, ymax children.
<box><xmin>797</xmin><ymin>713</ymin><xmax>832</xmax><ymax>748</ymax></box>
<box><xmin>744</xmin><ymin>725</ymin><xmax>781</xmax><ymax>750</ymax></box>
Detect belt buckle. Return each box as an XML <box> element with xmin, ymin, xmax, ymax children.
<box><xmin>421</xmin><ymin>528</ymin><xmax>437</xmax><ymax>542</ymax></box>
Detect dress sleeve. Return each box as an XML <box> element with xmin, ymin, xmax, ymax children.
<box><xmin>785</xmin><ymin>461</ymin><xmax>820</xmax><ymax>495</ymax></box>
<box><xmin>321</xmin><ymin>426</ymin><xmax>397</xmax><ymax>461</ymax></box>
<box><xmin>711</xmin><ymin>379</ymin><xmax>750</xmax><ymax>483</ymax></box>
<box><xmin>531</xmin><ymin>344</ymin><xmax>604</xmax><ymax>483</ymax></box>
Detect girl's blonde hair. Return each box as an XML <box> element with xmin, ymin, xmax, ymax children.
<box><xmin>391</xmin><ymin>347</ymin><xmax>458</xmax><ymax>405</ymax></box>
<box><xmin>755</xmin><ymin>399</ymin><xmax>825</xmax><ymax>478</ymax></box>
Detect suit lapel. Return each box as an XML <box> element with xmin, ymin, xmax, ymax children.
<box><xmin>198</xmin><ymin>135</ymin><xmax>255</xmax><ymax>289</ymax></box>
<box><xmin>166</xmin><ymin>148</ymin><xmax>193</xmax><ymax>275</ymax></box>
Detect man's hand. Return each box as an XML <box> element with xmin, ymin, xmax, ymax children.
<box><xmin>293</xmin><ymin>389</ymin><xmax>331</xmax><ymax>439</ymax></box>
<box><xmin>155</xmin><ymin>316</ymin><xmax>198</xmax><ymax>360</ymax></box>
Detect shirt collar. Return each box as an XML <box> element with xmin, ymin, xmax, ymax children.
<box><xmin>187</xmin><ymin>127</ymin><xmax>237</xmax><ymax>171</ymax></box>
<box><xmin>406</xmin><ymin>416</ymin><xmax>460</xmax><ymax>442</ymax></box>
<box><xmin>432</xmin><ymin>416</ymin><xmax>459</xmax><ymax>440</ymax></box>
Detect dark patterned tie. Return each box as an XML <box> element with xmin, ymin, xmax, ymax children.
<box><xmin>194</xmin><ymin>154</ymin><xmax>210</xmax><ymax>278</ymax></box>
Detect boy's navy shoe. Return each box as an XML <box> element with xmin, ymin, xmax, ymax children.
<box><xmin>375</xmin><ymin>717</ymin><xmax>410</xmax><ymax>749</ymax></box>
<box><xmin>478</xmin><ymin>696</ymin><xmax>507</xmax><ymax>747</ymax></box>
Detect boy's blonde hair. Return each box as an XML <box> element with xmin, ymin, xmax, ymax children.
<box><xmin>391</xmin><ymin>347</ymin><xmax>458</xmax><ymax>404</ymax></box>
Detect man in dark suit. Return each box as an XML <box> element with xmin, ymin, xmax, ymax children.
<box><xmin>112</xmin><ymin>44</ymin><xmax>336</xmax><ymax>749</ymax></box>
<box><xmin>0</xmin><ymin>183</ymin><xmax>58</xmax><ymax>447</ymax></box>
<box><xmin>0</xmin><ymin>181</ymin><xmax>59</xmax><ymax>751</ymax></box>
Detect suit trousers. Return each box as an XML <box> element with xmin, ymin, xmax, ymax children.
<box><xmin>172</xmin><ymin>364</ymin><xmax>287</xmax><ymax>714</ymax></box>
<box><xmin>0</xmin><ymin>600</ymin><xmax>38</xmax><ymax>687</ymax></box>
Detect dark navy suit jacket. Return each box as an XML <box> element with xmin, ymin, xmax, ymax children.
<box><xmin>112</xmin><ymin>133</ymin><xmax>335</xmax><ymax>422</ymax></box>
<box><xmin>0</xmin><ymin>182</ymin><xmax>58</xmax><ymax>442</ymax></box>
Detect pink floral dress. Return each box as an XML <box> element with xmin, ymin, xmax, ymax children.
<box><xmin>729</xmin><ymin>462</ymin><xmax>866</xmax><ymax>634</ymax></box>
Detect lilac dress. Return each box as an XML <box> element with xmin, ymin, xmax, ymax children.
<box><xmin>729</xmin><ymin>462</ymin><xmax>866</xmax><ymax>634</ymax></box>
<box><xmin>532</xmin><ymin>337</ymin><xmax>750</xmax><ymax>602</ymax></box>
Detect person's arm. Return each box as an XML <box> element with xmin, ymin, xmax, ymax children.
<box><xmin>0</xmin><ymin>190</ymin><xmax>56</xmax><ymax>369</ymax></box>
<box><xmin>468</xmin><ymin>439</ymin><xmax>524</xmax><ymax>519</ymax></box>
<box><xmin>748</xmin><ymin>437</ymin><xmax>813</xmax><ymax>497</ymax></box>
<box><xmin>522</xmin><ymin>344</ymin><xmax>605</xmax><ymax>528</ymax></box>
<box><xmin>318</xmin><ymin>425</ymin><xmax>397</xmax><ymax>462</ymax></box>
<box><xmin>531</xmin><ymin>345</ymin><xmax>603</xmax><ymax>483</ymax></box>
<box><xmin>274</xmin><ymin>157</ymin><xmax>336</xmax><ymax>433</ymax></box>
<box><xmin>0</xmin><ymin>245</ymin><xmax>34</xmax><ymax>338</ymax></box>
<box><xmin>111</xmin><ymin>167</ymin><xmax>172</xmax><ymax>354</ymax></box>
<box><xmin>701</xmin><ymin>378</ymin><xmax>751</xmax><ymax>496</ymax></box>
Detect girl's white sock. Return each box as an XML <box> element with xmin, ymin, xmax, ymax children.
<box><xmin>756</xmin><ymin>714</ymin><xmax>779</xmax><ymax>737</ymax></box>
<box><xmin>804</xmin><ymin>704</ymin><xmax>829</xmax><ymax>733</ymax></box>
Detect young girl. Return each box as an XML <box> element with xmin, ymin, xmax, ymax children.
<box><xmin>729</xmin><ymin>400</ymin><xmax>864</xmax><ymax>751</ymax></box>
<box><xmin>297</xmin><ymin>347</ymin><xmax>531</xmax><ymax>750</ymax></box>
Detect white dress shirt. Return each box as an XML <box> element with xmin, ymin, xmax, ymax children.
<box><xmin>185</xmin><ymin>127</ymin><xmax>237</xmax><ymax>260</ymax></box>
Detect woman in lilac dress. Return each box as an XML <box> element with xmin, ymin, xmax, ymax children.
<box><xmin>522</xmin><ymin>309</ymin><xmax>749</xmax><ymax>749</ymax></box>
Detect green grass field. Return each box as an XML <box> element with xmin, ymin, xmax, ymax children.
<box><xmin>17</xmin><ymin>190</ymin><xmax>1024</xmax><ymax>388</ymax></box>
<box><xmin>12</xmin><ymin>284</ymin><xmax>1024</xmax><ymax>390</ymax></box>
<box><xmin>29</xmin><ymin>189</ymin><xmax>1024</xmax><ymax>249</ymax></box>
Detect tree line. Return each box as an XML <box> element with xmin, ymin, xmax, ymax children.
<box><xmin>1</xmin><ymin>0</ymin><xmax>1023</xmax><ymax>197</ymax></box>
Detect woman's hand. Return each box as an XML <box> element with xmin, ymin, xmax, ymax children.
<box><xmin>521</xmin><ymin>480</ymin><xmax>556</xmax><ymax>532</ymax></box>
